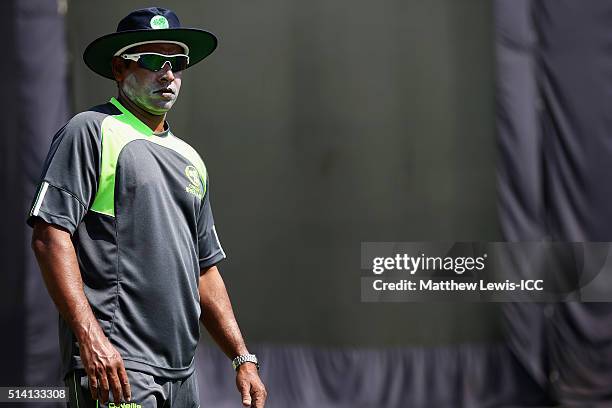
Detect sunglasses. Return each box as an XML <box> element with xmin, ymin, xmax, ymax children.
<box><xmin>120</xmin><ymin>52</ymin><xmax>190</xmax><ymax>72</ymax></box>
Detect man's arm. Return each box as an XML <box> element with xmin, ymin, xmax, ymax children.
<box><xmin>199</xmin><ymin>266</ymin><xmax>267</xmax><ymax>408</ymax></box>
<box><xmin>31</xmin><ymin>219</ymin><xmax>131</xmax><ymax>405</ymax></box>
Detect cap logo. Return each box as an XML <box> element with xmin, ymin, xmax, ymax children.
<box><xmin>150</xmin><ymin>15</ymin><xmax>169</xmax><ymax>29</ymax></box>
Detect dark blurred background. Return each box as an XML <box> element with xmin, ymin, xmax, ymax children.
<box><xmin>67</xmin><ymin>0</ymin><xmax>501</xmax><ymax>347</ymax></box>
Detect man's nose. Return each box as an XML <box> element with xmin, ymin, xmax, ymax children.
<box><xmin>160</xmin><ymin>61</ymin><xmax>175</xmax><ymax>82</ymax></box>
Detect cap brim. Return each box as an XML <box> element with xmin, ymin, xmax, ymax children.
<box><xmin>83</xmin><ymin>28</ymin><xmax>218</xmax><ymax>79</ymax></box>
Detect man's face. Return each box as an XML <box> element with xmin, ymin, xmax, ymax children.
<box><xmin>114</xmin><ymin>43</ymin><xmax>184</xmax><ymax>115</ymax></box>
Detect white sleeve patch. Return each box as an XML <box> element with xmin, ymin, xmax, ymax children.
<box><xmin>31</xmin><ymin>181</ymin><xmax>50</xmax><ymax>217</ymax></box>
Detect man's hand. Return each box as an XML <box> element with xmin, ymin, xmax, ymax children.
<box><xmin>78</xmin><ymin>325</ymin><xmax>131</xmax><ymax>405</ymax></box>
<box><xmin>236</xmin><ymin>363</ymin><xmax>267</xmax><ymax>407</ymax></box>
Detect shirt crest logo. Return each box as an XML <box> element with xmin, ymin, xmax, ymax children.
<box><xmin>184</xmin><ymin>165</ymin><xmax>203</xmax><ymax>199</ymax></box>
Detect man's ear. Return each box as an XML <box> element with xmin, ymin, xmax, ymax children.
<box><xmin>111</xmin><ymin>56</ymin><xmax>126</xmax><ymax>82</ymax></box>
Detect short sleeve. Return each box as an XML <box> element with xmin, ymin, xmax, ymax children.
<box><xmin>26</xmin><ymin>115</ymin><xmax>101</xmax><ymax>234</ymax></box>
<box><xmin>197</xmin><ymin>177</ymin><xmax>226</xmax><ymax>270</ymax></box>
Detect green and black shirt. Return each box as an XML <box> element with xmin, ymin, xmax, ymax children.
<box><xmin>27</xmin><ymin>97</ymin><xmax>226</xmax><ymax>379</ymax></box>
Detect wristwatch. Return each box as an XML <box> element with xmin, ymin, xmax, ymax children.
<box><xmin>232</xmin><ymin>353</ymin><xmax>259</xmax><ymax>371</ymax></box>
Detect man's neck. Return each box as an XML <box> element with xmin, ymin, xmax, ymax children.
<box><xmin>117</xmin><ymin>93</ymin><xmax>166</xmax><ymax>133</ymax></box>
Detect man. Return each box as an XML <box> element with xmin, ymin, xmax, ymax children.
<box><xmin>27</xmin><ymin>7</ymin><xmax>266</xmax><ymax>408</ymax></box>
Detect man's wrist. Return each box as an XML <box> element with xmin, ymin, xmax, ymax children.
<box><xmin>72</xmin><ymin>320</ymin><xmax>94</xmax><ymax>343</ymax></box>
<box><xmin>237</xmin><ymin>362</ymin><xmax>258</xmax><ymax>372</ymax></box>
<box><xmin>72</xmin><ymin>317</ymin><xmax>104</xmax><ymax>344</ymax></box>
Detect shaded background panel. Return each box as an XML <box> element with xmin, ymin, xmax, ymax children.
<box><xmin>0</xmin><ymin>0</ymin><xmax>69</xmax><ymax>394</ymax></box>
<box><xmin>66</xmin><ymin>0</ymin><xmax>500</xmax><ymax>347</ymax></box>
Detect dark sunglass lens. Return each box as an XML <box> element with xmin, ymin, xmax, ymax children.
<box><xmin>170</xmin><ymin>56</ymin><xmax>189</xmax><ymax>72</ymax></box>
<box><xmin>137</xmin><ymin>55</ymin><xmax>189</xmax><ymax>72</ymax></box>
<box><xmin>137</xmin><ymin>54</ymin><xmax>167</xmax><ymax>71</ymax></box>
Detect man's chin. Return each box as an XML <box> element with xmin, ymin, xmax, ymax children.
<box><xmin>141</xmin><ymin>102</ymin><xmax>175</xmax><ymax>116</ymax></box>
<box><xmin>146</xmin><ymin>108</ymin><xmax>171</xmax><ymax>115</ymax></box>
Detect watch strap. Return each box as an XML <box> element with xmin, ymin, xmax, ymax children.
<box><xmin>232</xmin><ymin>353</ymin><xmax>259</xmax><ymax>371</ymax></box>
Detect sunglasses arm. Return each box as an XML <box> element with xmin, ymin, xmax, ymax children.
<box><xmin>120</xmin><ymin>54</ymin><xmax>141</xmax><ymax>62</ymax></box>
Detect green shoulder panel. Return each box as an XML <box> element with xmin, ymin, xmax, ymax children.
<box><xmin>89</xmin><ymin>98</ymin><xmax>208</xmax><ymax>217</ymax></box>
